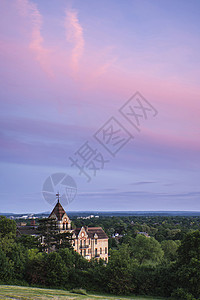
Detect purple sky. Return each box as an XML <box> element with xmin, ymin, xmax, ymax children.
<box><xmin>0</xmin><ymin>0</ymin><xmax>200</xmax><ymax>213</ymax></box>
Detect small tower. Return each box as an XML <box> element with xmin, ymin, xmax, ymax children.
<box><xmin>56</xmin><ymin>192</ymin><xmax>60</xmax><ymax>203</ymax></box>
<box><xmin>49</xmin><ymin>193</ymin><xmax>72</xmax><ymax>231</ymax></box>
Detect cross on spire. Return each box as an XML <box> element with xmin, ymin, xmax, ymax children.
<box><xmin>56</xmin><ymin>192</ymin><xmax>60</xmax><ymax>203</ymax></box>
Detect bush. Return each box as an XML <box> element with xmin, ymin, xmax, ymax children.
<box><xmin>171</xmin><ymin>288</ymin><xmax>196</xmax><ymax>300</ymax></box>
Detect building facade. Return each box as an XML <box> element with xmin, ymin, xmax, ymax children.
<box><xmin>49</xmin><ymin>199</ymin><xmax>109</xmax><ymax>261</ymax></box>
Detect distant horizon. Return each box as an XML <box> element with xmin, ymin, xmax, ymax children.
<box><xmin>2</xmin><ymin>209</ymin><xmax>200</xmax><ymax>215</ymax></box>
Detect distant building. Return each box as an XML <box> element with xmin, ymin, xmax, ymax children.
<box><xmin>48</xmin><ymin>196</ymin><xmax>109</xmax><ymax>261</ymax></box>
<box><xmin>72</xmin><ymin>226</ymin><xmax>108</xmax><ymax>261</ymax></box>
<box><xmin>30</xmin><ymin>219</ymin><xmax>36</xmax><ymax>226</ymax></box>
<box><xmin>16</xmin><ymin>195</ymin><xmax>109</xmax><ymax>261</ymax></box>
<box><xmin>19</xmin><ymin>222</ymin><xmax>27</xmax><ymax>226</ymax></box>
<box><xmin>137</xmin><ymin>231</ymin><xmax>150</xmax><ymax>237</ymax></box>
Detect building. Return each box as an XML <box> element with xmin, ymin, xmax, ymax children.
<box><xmin>16</xmin><ymin>194</ymin><xmax>109</xmax><ymax>261</ymax></box>
<box><xmin>48</xmin><ymin>195</ymin><xmax>109</xmax><ymax>261</ymax></box>
<box><xmin>72</xmin><ymin>226</ymin><xmax>108</xmax><ymax>261</ymax></box>
<box><xmin>137</xmin><ymin>231</ymin><xmax>150</xmax><ymax>237</ymax></box>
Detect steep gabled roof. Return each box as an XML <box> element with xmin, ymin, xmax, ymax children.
<box><xmin>73</xmin><ymin>226</ymin><xmax>108</xmax><ymax>239</ymax></box>
<box><xmin>87</xmin><ymin>227</ymin><xmax>108</xmax><ymax>239</ymax></box>
<box><xmin>49</xmin><ymin>201</ymin><xmax>66</xmax><ymax>221</ymax></box>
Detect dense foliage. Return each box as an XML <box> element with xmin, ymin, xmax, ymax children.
<box><xmin>0</xmin><ymin>215</ymin><xmax>200</xmax><ymax>299</ymax></box>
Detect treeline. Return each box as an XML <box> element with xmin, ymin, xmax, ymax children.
<box><xmin>73</xmin><ymin>215</ymin><xmax>200</xmax><ymax>242</ymax></box>
<box><xmin>0</xmin><ymin>215</ymin><xmax>200</xmax><ymax>299</ymax></box>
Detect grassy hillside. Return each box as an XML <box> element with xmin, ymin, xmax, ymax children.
<box><xmin>0</xmin><ymin>285</ymin><xmax>165</xmax><ymax>300</ymax></box>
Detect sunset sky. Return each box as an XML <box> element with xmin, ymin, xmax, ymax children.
<box><xmin>0</xmin><ymin>0</ymin><xmax>200</xmax><ymax>213</ymax></box>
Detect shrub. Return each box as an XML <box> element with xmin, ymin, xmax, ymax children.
<box><xmin>171</xmin><ymin>288</ymin><xmax>196</xmax><ymax>300</ymax></box>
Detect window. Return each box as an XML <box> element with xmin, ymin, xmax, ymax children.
<box><xmin>95</xmin><ymin>239</ymin><xmax>97</xmax><ymax>245</ymax></box>
<box><xmin>105</xmin><ymin>247</ymin><xmax>107</xmax><ymax>254</ymax></box>
<box><xmin>73</xmin><ymin>240</ymin><xmax>75</xmax><ymax>246</ymax></box>
<box><xmin>95</xmin><ymin>249</ymin><xmax>97</xmax><ymax>256</ymax></box>
<box><xmin>63</xmin><ymin>223</ymin><xmax>65</xmax><ymax>230</ymax></box>
<box><xmin>80</xmin><ymin>250</ymin><xmax>82</xmax><ymax>256</ymax></box>
<box><xmin>100</xmin><ymin>248</ymin><xmax>102</xmax><ymax>254</ymax></box>
<box><xmin>84</xmin><ymin>249</ymin><xmax>86</xmax><ymax>257</ymax></box>
<box><xmin>84</xmin><ymin>239</ymin><xmax>86</xmax><ymax>247</ymax></box>
<box><xmin>80</xmin><ymin>240</ymin><xmax>82</xmax><ymax>248</ymax></box>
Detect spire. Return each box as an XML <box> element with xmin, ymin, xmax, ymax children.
<box><xmin>49</xmin><ymin>193</ymin><xmax>66</xmax><ymax>221</ymax></box>
<box><xmin>56</xmin><ymin>192</ymin><xmax>60</xmax><ymax>203</ymax></box>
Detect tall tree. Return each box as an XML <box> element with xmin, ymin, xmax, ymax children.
<box><xmin>0</xmin><ymin>248</ymin><xmax>13</xmax><ymax>282</ymax></box>
<box><xmin>175</xmin><ymin>230</ymin><xmax>200</xmax><ymax>298</ymax></box>
<box><xmin>161</xmin><ymin>240</ymin><xmax>180</xmax><ymax>261</ymax></box>
<box><xmin>106</xmin><ymin>244</ymin><xmax>136</xmax><ymax>294</ymax></box>
<box><xmin>38</xmin><ymin>217</ymin><xmax>58</xmax><ymax>252</ymax></box>
<box><xmin>0</xmin><ymin>216</ymin><xmax>16</xmax><ymax>238</ymax></box>
<box><xmin>37</xmin><ymin>217</ymin><xmax>72</xmax><ymax>252</ymax></box>
<box><xmin>17</xmin><ymin>235</ymin><xmax>40</xmax><ymax>249</ymax></box>
<box><xmin>130</xmin><ymin>234</ymin><xmax>164</xmax><ymax>265</ymax></box>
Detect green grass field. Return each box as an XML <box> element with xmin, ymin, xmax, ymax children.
<box><xmin>0</xmin><ymin>285</ymin><xmax>165</xmax><ymax>300</ymax></box>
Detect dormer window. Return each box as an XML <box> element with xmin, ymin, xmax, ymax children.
<box><xmin>94</xmin><ymin>233</ymin><xmax>98</xmax><ymax>244</ymax></box>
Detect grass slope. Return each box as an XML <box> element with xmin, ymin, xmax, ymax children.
<box><xmin>0</xmin><ymin>285</ymin><xmax>165</xmax><ymax>300</ymax></box>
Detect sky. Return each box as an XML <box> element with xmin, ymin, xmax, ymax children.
<box><xmin>0</xmin><ymin>0</ymin><xmax>200</xmax><ymax>213</ymax></box>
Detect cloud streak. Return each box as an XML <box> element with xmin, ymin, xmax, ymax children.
<box><xmin>65</xmin><ymin>8</ymin><xmax>84</xmax><ymax>74</ymax></box>
<box><xmin>16</xmin><ymin>0</ymin><xmax>53</xmax><ymax>78</ymax></box>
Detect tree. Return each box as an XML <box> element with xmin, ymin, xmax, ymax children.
<box><xmin>108</xmin><ymin>237</ymin><xmax>118</xmax><ymax>249</ymax></box>
<box><xmin>37</xmin><ymin>218</ymin><xmax>58</xmax><ymax>252</ymax></box>
<box><xmin>0</xmin><ymin>216</ymin><xmax>16</xmax><ymax>238</ymax></box>
<box><xmin>106</xmin><ymin>244</ymin><xmax>136</xmax><ymax>294</ymax></box>
<box><xmin>130</xmin><ymin>234</ymin><xmax>164</xmax><ymax>265</ymax></box>
<box><xmin>25</xmin><ymin>249</ymin><xmax>46</xmax><ymax>285</ymax></box>
<box><xmin>177</xmin><ymin>230</ymin><xmax>200</xmax><ymax>264</ymax></box>
<box><xmin>176</xmin><ymin>258</ymin><xmax>200</xmax><ymax>299</ymax></box>
<box><xmin>38</xmin><ymin>218</ymin><xmax>72</xmax><ymax>252</ymax></box>
<box><xmin>0</xmin><ymin>248</ymin><xmax>13</xmax><ymax>282</ymax></box>
<box><xmin>0</xmin><ymin>233</ymin><xmax>16</xmax><ymax>254</ymax></box>
<box><xmin>175</xmin><ymin>231</ymin><xmax>200</xmax><ymax>298</ymax></box>
<box><xmin>161</xmin><ymin>240</ymin><xmax>180</xmax><ymax>261</ymax></box>
<box><xmin>6</xmin><ymin>243</ymin><xmax>27</xmax><ymax>280</ymax></box>
<box><xmin>54</xmin><ymin>231</ymin><xmax>73</xmax><ymax>251</ymax></box>
<box><xmin>45</xmin><ymin>252</ymin><xmax>68</xmax><ymax>287</ymax></box>
<box><xmin>0</xmin><ymin>216</ymin><xmax>16</xmax><ymax>254</ymax></box>
<box><xmin>86</xmin><ymin>259</ymin><xmax>107</xmax><ymax>292</ymax></box>
<box><xmin>59</xmin><ymin>248</ymin><xmax>75</xmax><ymax>269</ymax></box>
<box><xmin>17</xmin><ymin>234</ymin><xmax>40</xmax><ymax>249</ymax></box>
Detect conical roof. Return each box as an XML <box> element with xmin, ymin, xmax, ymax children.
<box><xmin>49</xmin><ymin>200</ymin><xmax>66</xmax><ymax>221</ymax></box>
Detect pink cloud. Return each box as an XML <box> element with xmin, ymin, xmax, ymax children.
<box><xmin>65</xmin><ymin>9</ymin><xmax>84</xmax><ymax>75</ymax></box>
<box><xmin>16</xmin><ymin>0</ymin><xmax>54</xmax><ymax>78</ymax></box>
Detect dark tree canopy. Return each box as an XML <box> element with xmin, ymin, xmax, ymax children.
<box><xmin>177</xmin><ymin>230</ymin><xmax>200</xmax><ymax>264</ymax></box>
<box><xmin>0</xmin><ymin>216</ymin><xmax>16</xmax><ymax>238</ymax></box>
